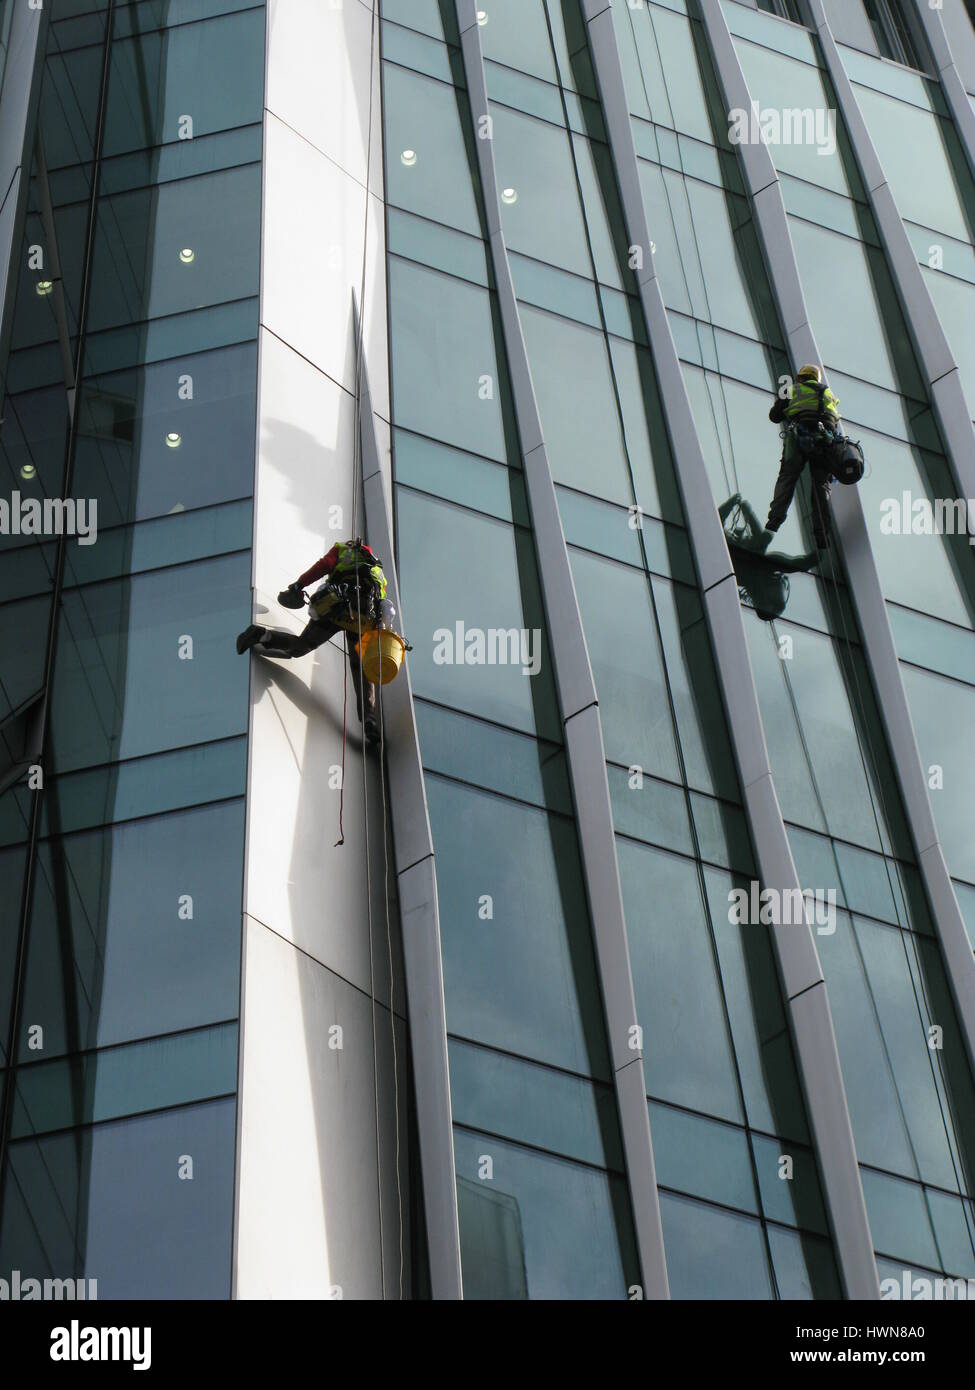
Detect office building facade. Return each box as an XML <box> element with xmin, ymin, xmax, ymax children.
<box><xmin>1</xmin><ymin>0</ymin><xmax>974</xmax><ymax>1300</ymax></box>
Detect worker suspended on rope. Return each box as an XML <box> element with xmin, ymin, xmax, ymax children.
<box><xmin>765</xmin><ymin>365</ymin><xmax>845</xmax><ymax>552</ymax></box>
<box><xmin>720</xmin><ymin>493</ymin><xmax>818</xmax><ymax>621</ymax></box>
<box><xmin>236</xmin><ymin>538</ymin><xmax>392</xmax><ymax>746</ymax></box>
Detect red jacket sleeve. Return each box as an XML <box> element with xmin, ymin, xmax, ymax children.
<box><xmin>297</xmin><ymin>545</ymin><xmax>339</xmax><ymax>588</ymax></box>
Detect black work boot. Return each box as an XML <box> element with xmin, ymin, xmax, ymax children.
<box><xmin>237</xmin><ymin>624</ymin><xmax>266</xmax><ymax>655</ymax></box>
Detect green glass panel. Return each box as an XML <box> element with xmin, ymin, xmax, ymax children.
<box><xmin>745</xmin><ymin>608</ymin><xmax>903</xmax><ymax>852</ymax></box>
<box><xmin>478</xmin><ymin>0</ymin><xmax>558</xmax><ymax>85</ymax></box>
<box><xmin>82</xmin><ymin>297</ymin><xmax>259</xmax><ymax>378</ymax></box>
<box><xmin>454</xmin><ymin>1128</ymin><xmax>637</xmax><ymax>1299</ymax></box>
<box><xmin>766</xmin><ymin>1225</ymin><xmax>842</xmax><ymax>1300</ymax></box>
<box><xmin>901</xmin><ymin>663</ymin><xmax>975</xmax><ymax>885</ymax></box>
<box><xmin>790</xmin><ymin>218</ymin><xmax>925</xmax><ymax>398</ymax></box>
<box><xmin>619</xmin><ymin>838</ymin><xmax>744</xmax><ymax>1123</ymax></box>
<box><xmin>520</xmin><ymin>304</ymin><xmax>634</xmax><ymax>505</ymax></box>
<box><xmin>11</xmin><ymin>1023</ymin><xmax>238</xmax><ymax>1137</ymax></box>
<box><xmin>104</xmin><ymin>9</ymin><xmax>265</xmax><ymax>156</ymax></box>
<box><xmin>397</xmin><ymin>489</ymin><xmax>560</xmax><ymax>738</ymax></box>
<box><xmin>69</xmin><ymin>342</ymin><xmax>257</xmax><ymax>530</ymax></box>
<box><xmin>63</xmin><ymin>500</ymin><xmax>252</xmax><ymax>590</ymax></box>
<box><xmin>381</xmin><ymin>0</ymin><xmax>458</xmax><ymax>45</ymax></box>
<box><xmin>18</xmin><ymin>803</ymin><xmax>244</xmax><ymax>1060</ymax></box>
<box><xmin>383</xmin><ymin>63</ymin><xmax>481</xmax><ymax>237</ymax></box>
<box><xmin>1</xmin><ymin>1097</ymin><xmax>235</xmax><ymax>1298</ymax></box>
<box><xmin>750</xmin><ymin>1133</ymin><xmax>829</xmax><ymax>1235</ymax></box>
<box><xmin>954</xmin><ymin>880</ymin><xmax>975</xmax><ymax>950</ymax></box>
<box><xmin>382</xmin><ymin>21</ymin><xmax>460</xmax><ymax>84</ymax></box>
<box><xmin>394</xmin><ymin>432</ymin><xmax>527</xmax><ymax>524</ymax></box>
<box><xmin>490</xmin><ymin>103</ymin><xmax>593</xmax><ymax>278</ymax></box>
<box><xmin>927</xmin><ymin>1189</ymin><xmax>975</xmax><ymax>1278</ymax></box>
<box><xmin>49</xmin><ymin>552</ymin><xmax>251</xmax><ymax>774</ymax></box>
<box><xmin>819</xmin><ymin>911</ymin><xmax>975</xmax><ymax>1189</ymax></box>
<box><xmin>734</xmin><ymin>39</ymin><xmax>857</xmax><ymax>196</ymax></box>
<box><xmin>650</xmin><ymin>1101</ymin><xmax>758</xmax><ymax>1213</ymax></box>
<box><xmin>570</xmin><ymin>548</ymin><xmax>681</xmax><ymax>781</ymax></box>
<box><xmin>853</xmin><ymin>83</ymin><xmax>974</xmax><ymax>244</ymax></box>
<box><xmin>36</xmin><ymin>740</ymin><xmax>247</xmax><ymax>839</ymax></box>
<box><xmin>448</xmin><ymin>1038</ymin><xmax>623</xmax><ymax>1170</ymax></box>
<box><xmin>704</xmin><ymin>866</ymin><xmax>810</xmax><ymax>1141</ymax></box>
<box><xmin>428</xmin><ymin>775</ymin><xmax>610</xmax><ymax>1079</ymax></box>
<box><xmin>0</xmin><ymin>844</ymin><xmax>27</xmax><ymax>1064</ymax></box>
<box><xmin>923</xmin><ymin>267</ymin><xmax>975</xmax><ymax>414</ymax></box>
<box><xmin>610</xmin><ymin>764</ymin><xmax>696</xmax><ymax>859</ymax></box>
<box><xmin>415</xmin><ymin>699</ymin><xmax>572</xmax><ymax>814</ymax></box>
<box><xmin>608</xmin><ymin>335</ymin><xmax>686</xmax><ymax>526</ymax></box>
<box><xmin>659</xmin><ymin>1190</ymin><xmax>773</xmax><ymax>1299</ymax></box>
<box><xmin>387</xmin><ymin>207</ymin><xmax>490</xmax><ymax>286</ymax></box>
<box><xmin>0</xmin><ymin>594</ymin><xmax>50</xmax><ymax>722</ymax></box>
<box><xmin>862</xmin><ymin>1168</ymin><xmax>941</xmax><ymax>1269</ymax></box>
<box><xmin>626</xmin><ymin>3</ymin><xmax>716</xmax><ymax>144</ymax></box>
<box><xmin>858</xmin><ymin>431</ymin><xmax>972</xmax><ymax>627</ymax></box>
<box><xmin>389</xmin><ymin>258</ymin><xmax>508</xmax><ymax>462</ymax></box>
<box><xmin>512</xmin><ymin>253</ymin><xmax>603</xmax><ymax>330</ymax></box>
<box><xmin>87</xmin><ymin>164</ymin><xmax>262</xmax><ymax>334</ymax></box>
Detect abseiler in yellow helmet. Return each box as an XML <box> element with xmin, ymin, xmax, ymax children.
<box><xmin>796</xmin><ymin>364</ymin><xmax>821</xmax><ymax>382</ymax></box>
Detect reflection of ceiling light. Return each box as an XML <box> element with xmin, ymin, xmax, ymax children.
<box><xmin>165</xmin><ymin>432</ymin><xmax>182</xmax><ymax>448</ymax></box>
<box><xmin>501</xmin><ymin>187</ymin><xmax>517</xmax><ymax>204</ymax></box>
<box><xmin>477</xmin><ymin>9</ymin><xmax>488</xmax><ymax>23</ymax></box>
<box><xmin>650</xmin><ymin>241</ymin><xmax>656</xmax><ymax>254</ymax></box>
<box><xmin>179</xmin><ymin>248</ymin><xmax>195</xmax><ymax>263</ymax></box>
<box><xmin>20</xmin><ymin>463</ymin><xmax>36</xmax><ymax>480</ymax></box>
<box><xmin>401</xmin><ymin>149</ymin><xmax>417</xmax><ymax>166</ymax></box>
<box><xmin>36</xmin><ymin>280</ymin><xmax>54</xmax><ymax>296</ymax></box>
<box><xmin>168</xmin><ymin>503</ymin><xmax>185</xmax><ymax>514</ymax></box>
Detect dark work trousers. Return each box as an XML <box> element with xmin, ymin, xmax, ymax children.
<box><xmin>258</xmin><ymin>618</ymin><xmax>377</xmax><ymax>721</ymax></box>
<box><xmin>766</xmin><ymin>430</ymin><xmax>833</xmax><ymax>546</ymax></box>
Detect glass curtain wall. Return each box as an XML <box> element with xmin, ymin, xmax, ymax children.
<box><xmin>469</xmin><ymin>0</ymin><xmax>839</xmax><ymax>1298</ymax></box>
<box><xmin>830</xmin><ymin>36</ymin><xmax>975</xmax><ymax>946</ymax></box>
<box><xmin>692</xmin><ymin>0</ymin><xmax>975</xmax><ymax>1286</ymax></box>
<box><xmin>380</xmin><ymin>0</ymin><xmax>642</xmax><ymax>1300</ymax></box>
<box><xmin>0</xmin><ymin>0</ymin><xmax>264</xmax><ymax>1298</ymax></box>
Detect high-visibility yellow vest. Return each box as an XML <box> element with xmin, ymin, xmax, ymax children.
<box><xmin>785</xmin><ymin>379</ymin><xmax>840</xmax><ymax>422</ymax></box>
<box><xmin>333</xmin><ymin>541</ymin><xmax>387</xmax><ymax>599</ymax></box>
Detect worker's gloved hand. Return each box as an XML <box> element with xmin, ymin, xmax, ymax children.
<box><xmin>278</xmin><ymin>582</ymin><xmax>306</xmax><ymax>610</ymax></box>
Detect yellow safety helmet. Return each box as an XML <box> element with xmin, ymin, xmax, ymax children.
<box><xmin>796</xmin><ymin>364</ymin><xmax>821</xmax><ymax>382</ymax></box>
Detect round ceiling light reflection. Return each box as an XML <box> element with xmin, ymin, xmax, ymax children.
<box><xmin>401</xmin><ymin>149</ymin><xmax>417</xmax><ymax>166</ymax></box>
<box><xmin>477</xmin><ymin>9</ymin><xmax>488</xmax><ymax>23</ymax></box>
<box><xmin>165</xmin><ymin>432</ymin><xmax>182</xmax><ymax>448</ymax></box>
<box><xmin>20</xmin><ymin>463</ymin><xmax>37</xmax><ymax>480</ymax></box>
<box><xmin>501</xmin><ymin>187</ymin><xmax>518</xmax><ymax>204</ymax></box>
<box><xmin>36</xmin><ymin>280</ymin><xmax>54</xmax><ymax>297</ymax></box>
<box><xmin>179</xmin><ymin>247</ymin><xmax>195</xmax><ymax>264</ymax></box>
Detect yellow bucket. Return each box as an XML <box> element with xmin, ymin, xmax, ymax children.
<box><xmin>357</xmin><ymin>628</ymin><xmax>406</xmax><ymax>685</ymax></box>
